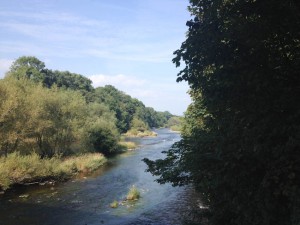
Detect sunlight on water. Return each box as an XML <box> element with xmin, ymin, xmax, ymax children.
<box><xmin>0</xmin><ymin>129</ymin><xmax>200</xmax><ymax>225</ymax></box>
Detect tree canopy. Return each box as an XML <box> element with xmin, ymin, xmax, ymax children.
<box><xmin>92</xmin><ymin>85</ymin><xmax>173</xmax><ymax>133</ymax></box>
<box><xmin>1</xmin><ymin>56</ymin><xmax>174</xmax><ymax>158</ymax></box>
<box><xmin>144</xmin><ymin>0</ymin><xmax>300</xmax><ymax>224</ymax></box>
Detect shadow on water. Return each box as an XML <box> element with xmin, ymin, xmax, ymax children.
<box><xmin>0</xmin><ymin>201</ymin><xmax>106</xmax><ymax>225</ymax></box>
<box><xmin>0</xmin><ymin>129</ymin><xmax>202</xmax><ymax>225</ymax></box>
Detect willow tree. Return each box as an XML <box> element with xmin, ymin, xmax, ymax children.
<box><xmin>0</xmin><ymin>78</ymin><xmax>32</xmax><ymax>156</ymax></box>
<box><xmin>144</xmin><ymin>0</ymin><xmax>300</xmax><ymax>224</ymax></box>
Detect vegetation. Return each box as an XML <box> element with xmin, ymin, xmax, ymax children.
<box><xmin>109</xmin><ymin>185</ymin><xmax>140</xmax><ymax>209</ymax></box>
<box><xmin>144</xmin><ymin>0</ymin><xmax>300</xmax><ymax>225</ymax></box>
<box><xmin>110</xmin><ymin>200</ymin><xmax>119</xmax><ymax>208</ymax></box>
<box><xmin>6</xmin><ymin>56</ymin><xmax>94</xmax><ymax>97</ymax></box>
<box><xmin>166</xmin><ymin>116</ymin><xmax>182</xmax><ymax>132</ymax></box>
<box><xmin>124</xmin><ymin>129</ymin><xmax>157</xmax><ymax>138</ymax></box>
<box><xmin>91</xmin><ymin>85</ymin><xmax>173</xmax><ymax>133</ymax></box>
<box><xmin>118</xmin><ymin>141</ymin><xmax>137</xmax><ymax>151</ymax></box>
<box><xmin>0</xmin><ymin>55</ymin><xmax>173</xmax><ymax>191</ymax></box>
<box><xmin>59</xmin><ymin>153</ymin><xmax>107</xmax><ymax>173</ymax></box>
<box><xmin>126</xmin><ymin>185</ymin><xmax>140</xmax><ymax>200</ymax></box>
<box><xmin>0</xmin><ymin>153</ymin><xmax>106</xmax><ymax>191</ymax></box>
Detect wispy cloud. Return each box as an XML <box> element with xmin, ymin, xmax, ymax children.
<box><xmin>0</xmin><ymin>0</ymin><xmax>191</xmax><ymax>114</ymax></box>
<box><xmin>89</xmin><ymin>74</ymin><xmax>146</xmax><ymax>88</ymax></box>
<box><xmin>0</xmin><ymin>3</ymin><xmax>185</xmax><ymax>62</ymax></box>
<box><xmin>0</xmin><ymin>58</ymin><xmax>13</xmax><ymax>76</ymax></box>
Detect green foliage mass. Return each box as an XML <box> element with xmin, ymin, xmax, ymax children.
<box><xmin>92</xmin><ymin>85</ymin><xmax>137</xmax><ymax>133</ymax></box>
<box><xmin>144</xmin><ymin>0</ymin><xmax>300</xmax><ymax>224</ymax></box>
<box><xmin>166</xmin><ymin>116</ymin><xmax>183</xmax><ymax>132</ymax></box>
<box><xmin>0</xmin><ymin>77</ymin><xmax>114</xmax><ymax>157</ymax></box>
<box><xmin>92</xmin><ymin>85</ymin><xmax>173</xmax><ymax>133</ymax></box>
<box><xmin>6</xmin><ymin>56</ymin><xmax>94</xmax><ymax>99</ymax></box>
<box><xmin>1</xmin><ymin>56</ymin><xmax>173</xmax><ymax>159</ymax></box>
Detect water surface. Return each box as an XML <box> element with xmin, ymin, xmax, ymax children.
<box><xmin>0</xmin><ymin>129</ymin><xmax>199</xmax><ymax>225</ymax></box>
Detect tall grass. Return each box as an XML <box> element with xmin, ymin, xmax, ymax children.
<box><xmin>0</xmin><ymin>152</ymin><xmax>107</xmax><ymax>191</ymax></box>
<box><xmin>110</xmin><ymin>200</ymin><xmax>119</xmax><ymax>208</ymax></box>
<box><xmin>118</xmin><ymin>141</ymin><xmax>137</xmax><ymax>150</ymax></box>
<box><xmin>124</xmin><ymin>129</ymin><xmax>157</xmax><ymax>137</ymax></box>
<box><xmin>126</xmin><ymin>185</ymin><xmax>140</xmax><ymax>200</ymax></box>
<box><xmin>60</xmin><ymin>154</ymin><xmax>107</xmax><ymax>173</ymax></box>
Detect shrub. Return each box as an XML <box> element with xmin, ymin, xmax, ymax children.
<box><xmin>82</xmin><ymin>120</ymin><xmax>119</xmax><ymax>156</ymax></box>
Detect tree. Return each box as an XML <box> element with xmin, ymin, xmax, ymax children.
<box><xmin>130</xmin><ymin>117</ymin><xmax>149</xmax><ymax>133</ymax></box>
<box><xmin>79</xmin><ymin>102</ymin><xmax>119</xmax><ymax>155</ymax></box>
<box><xmin>51</xmin><ymin>70</ymin><xmax>94</xmax><ymax>94</ymax></box>
<box><xmin>27</xmin><ymin>86</ymin><xmax>88</xmax><ymax>157</ymax></box>
<box><xmin>93</xmin><ymin>85</ymin><xmax>136</xmax><ymax>132</ymax></box>
<box><xmin>93</xmin><ymin>85</ymin><xmax>174</xmax><ymax>133</ymax></box>
<box><xmin>82</xmin><ymin>120</ymin><xmax>119</xmax><ymax>156</ymax></box>
<box><xmin>6</xmin><ymin>56</ymin><xmax>46</xmax><ymax>83</ymax></box>
<box><xmin>166</xmin><ymin>116</ymin><xmax>182</xmax><ymax>131</ymax></box>
<box><xmin>9</xmin><ymin>56</ymin><xmax>45</xmax><ymax>73</ymax></box>
<box><xmin>0</xmin><ymin>78</ymin><xmax>32</xmax><ymax>156</ymax></box>
<box><xmin>6</xmin><ymin>56</ymin><xmax>94</xmax><ymax>99</ymax></box>
<box><xmin>144</xmin><ymin>0</ymin><xmax>300</xmax><ymax>224</ymax></box>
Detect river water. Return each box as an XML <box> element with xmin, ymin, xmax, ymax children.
<box><xmin>0</xmin><ymin>129</ymin><xmax>200</xmax><ymax>225</ymax></box>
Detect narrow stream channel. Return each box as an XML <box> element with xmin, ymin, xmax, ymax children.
<box><xmin>0</xmin><ymin>129</ymin><xmax>199</xmax><ymax>225</ymax></box>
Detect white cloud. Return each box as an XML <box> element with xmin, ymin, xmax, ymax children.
<box><xmin>0</xmin><ymin>58</ymin><xmax>13</xmax><ymax>77</ymax></box>
<box><xmin>0</xmin><ymin>1</ymin><xmax>191</xmax><ymax>114</ymax></box>
<box><xmin>89</xmin><ymin>74</ymin><xmax>146</xmax><ymax>88</ymax></box>
<box><xmin>0</xmin><ymin>6</ymin><xmax>183</xmax><ymax>63</ymax></box>
<box><xmin>88</xmin><ymin>73</ymin><xmax>191</xmax><ymax>115</ymax></box>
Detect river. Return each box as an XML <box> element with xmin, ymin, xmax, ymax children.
<box><xmin>0</xmin><ymin>129</ymin><xmax>200</xmax><ymax>225</ymax></box>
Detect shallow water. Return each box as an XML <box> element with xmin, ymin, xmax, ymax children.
<box><xmin>0</xmin><ymin>129</ymin><xmax>200</xmax><ymax>225</ymax></box>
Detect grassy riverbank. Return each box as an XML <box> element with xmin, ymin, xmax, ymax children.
<box><xmin>123</xmin><ymin>129</ymin><xmax>157</xmax><ymax>138</ymax></box>
<box><xmin>0</xmin><ymin>153</ymin><xmax>107</xmax><ymax>192</ymax></box>
<box><xmin>118</xmin><ymin>141</ymin><xmax>137</xmax><ymax>150</ymax></box>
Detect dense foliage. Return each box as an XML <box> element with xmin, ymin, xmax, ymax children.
<box><xmin>144</xmin><ymin>0</ymin><xmax>300</xmax><ymax>224</ymax></box>
<box><xmin>0</xmin><ymin>77</ymin><xmax>115</xmax><ymax>157</ymax></box>
<box><xmin>92</xmin><ymin>85</ymin><xmax>173</xmax><ymax>133</ymax></box>
<box><xmin>7</xmin><ymin>56</ymin><xmax>93</xmax><ymax>92</ymax></box>
<box><xmin>1</xmin><ymin>56</ymin><xmax>174</xmax><ymax>158</ymax></box>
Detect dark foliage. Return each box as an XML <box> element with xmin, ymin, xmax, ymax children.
<box><xmin>144</xmin><ymin>0</ymin><xmax>300</xmax><ymax>224</ymax></box>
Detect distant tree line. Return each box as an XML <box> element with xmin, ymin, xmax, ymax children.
<box><xmin>0</xmin><ymin>56</ymin><xmax>177</xmax><ymax>158</ymax></box>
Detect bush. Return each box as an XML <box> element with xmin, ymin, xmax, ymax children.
<box><xmin>82</xmin><ymin>119</ymin><xmax>119</xmax><ymax>156</ymax></box>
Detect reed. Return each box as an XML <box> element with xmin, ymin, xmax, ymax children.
<box><xmin>0</xmin><ymin>152</ymin><xmax>107</xmax><ymax>191</ymax></box>
<box><xmin>126</xmin><ymin>185</ymin><xmax>140</xmax><ymax>200</ymax></box>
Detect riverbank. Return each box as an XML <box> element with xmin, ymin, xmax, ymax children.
<box><xmin>0</xmin><ymin>129</ymin><xmax>196</xmax><ymax>225</ymax></box>
<box><xmin>123</xmin><ymin>130</ymin><xmax>158</xmax><ymax>138</ymax></box>
<box><xmin>0</xmin><ymin>152</ymin><xmax>107</xmax><ymax>192</ymax></box>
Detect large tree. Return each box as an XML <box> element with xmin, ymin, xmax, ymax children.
<box><xmin>6</xmin><ymin>56</ymin><xmax>46</xmax><ymax>83</ymax></box>
<box><xmin>144</xmin><ymin>0</ymin><xmax>300</xmax><ymax>224</ymax></box>
<box><xmin>6</xmin><ymin>56</ymin><xmax>94</xmax><ymax>98</ymax></box>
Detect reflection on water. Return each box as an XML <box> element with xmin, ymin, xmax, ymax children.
<box><xmin>0</xmin><ymin>129</ymin><xmax>200</xmax><ymax>225</ymax></box>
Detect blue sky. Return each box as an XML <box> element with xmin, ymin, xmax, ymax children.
<box><xmin>0</xmin><ymin>0</ymin><xmax>192</xmax><ymax>115</ymax></box>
